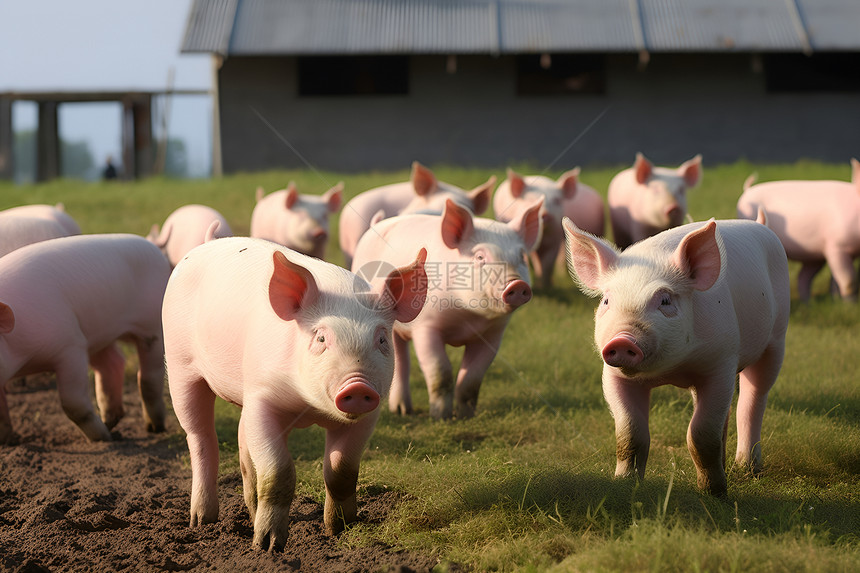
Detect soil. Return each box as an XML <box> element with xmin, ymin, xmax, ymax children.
<box><xmin>0</xmin><ymin>375</ymin><xmax>456</xmax><ymax>572</ymax></box>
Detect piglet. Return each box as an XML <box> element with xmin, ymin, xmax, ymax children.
<box><xmin>0</xmin><ymin>216</ymin><xmax>69</xmax><ymax>258</ymax></box>
<box><xmin>494</xmin><ymin>168</ymin><xmax>604</xmax><ymax>289</ymax></box>
<box><xmin>608</xmin><ymin>153</ymin><xmax>702</xmax><ymax>249</ymax></box>
<box><xmin>339</xmin><ymin>162</ymin><xmax>495</xmax><ymax>268</ymax></box>
<box><xmin>737</xmin><ymin>158</ymin><xmax>860</xmax><ymax>301</ymax></box>
<box><xmin>163</xmin><ymin>237</ymin><xmax>427</xmax><ymax>551</ymax></box>
<box><xmin>352</xmin><ymin>198</ymin><xmax>542</xmax><ymax>419</ymax></box>
<box><xmin>563</xmin><ymin>217</ymin><xmax>789</xmax><ymax>496</ymax></box>
<box><xmin>148</xmin><ymin>204</ymin><xmax>233</xmax><ymax>267</ymax></box>
<box><xmin>0</xmin><ymin>203</ymin><xmax>81</xmax><ymax>236</ymax></box>
<box><xmin>0</xmin><ymin>234</ymin><xmax>170</xmax><ymax>443</ymax></box>
<box><xmin>251</xmin><ymin>182</ymin><xmax>343</xmax><ymax>260</ymax></box>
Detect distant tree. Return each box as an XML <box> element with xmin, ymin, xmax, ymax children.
<box><xmin>163</xmin><ymin>137</ymin><xmax>189</xmax><ymax>177</ymax></box>
<box><xmin>13</xmin><ymin>130</ymin><xmax>96</xmax><ymax>181</ymax></box>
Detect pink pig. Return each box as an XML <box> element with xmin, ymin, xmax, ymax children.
<box><xmin>163</xmin><ymin>237</ymin><xmax>427</xmax><ymax>551</ymax></box>
<box><xmin>251</xmin><ymin>182</ymin><xmax>343</xmax><ymax>259</ymax></box>
<box><xmin>352</xmin><ymin>198</ymin><xmax>542</xmax><ymax>420</ymax></box>
<box><xmin>339</xmin><ymin>162</ymin><xmax>495</xmax><ymax>268</ymax></box>
<box><xmin>563</xmin><ymin>218</ymin><xmax>789</xmax><ymax>496</ymax></box>
<box><xmin>608</xmin><ymin>153</ymin><xmax>702</xmax><ymax>249</ymax></box>
<box><xmin>493</xmin><ymin>167</ymin><xmax>605</xmax><ymax>289</ymax></box>
<box><xmin>0</xmin><ymin>216</ymin><xmax>69</xmax><ymax>258</ymax></box>
<box><xmin>0</xmin><ymin>234</ymin><xmax>171</xmax><ymax>443</ymax></box>
<box><xmin>0</xmin><ymin>203</ymin><xmax>82</xmax><ymax>236</ymax></box>
<box><xmin>147</xmin><ymin>204</ymin><xmax>233</xmax><ymax>267</ymax></box>
<box><xmin>737</xmin><ymin>158</ymin><xmax>860</xmax><ymax>301</ymax></box>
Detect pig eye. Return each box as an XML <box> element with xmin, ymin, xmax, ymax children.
<box><xmin>317</xmin><ymin>335</ymin><xmax>326</xmax><ymax>343</ymax></box>
<box><xmin>660</xmin><ymin>294</ymin><xmax>672</xmax><ymax>306</ymax></box>
<box><xmin>602</xmin><ymin>296</ymin><xmax>609</xmax><ymax>306</ymax></box>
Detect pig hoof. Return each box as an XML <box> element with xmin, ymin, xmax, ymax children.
<box><xmin>146</xmin><ymin>420</ymin><xmax>166</xmax><ymax>433</ymax></box>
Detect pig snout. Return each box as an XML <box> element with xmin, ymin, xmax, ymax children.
<box><xmin>335</xmin><ymin>378</ymin><xmax>380</xmax><ymax>415</ymax></box>
<box><xmin>665</xmin><ymin>204</ymin><xmax>682</xmax><ymax>223</ymax></box>
<box><xmin>311</xmin><ymin>228</ymin><xmax>328</xmax><ymax>242</ymax></box>
<box><xmin>502</xmin><ymin>279</ymin><xmax>532</xmax><ymax>309</ymax></box>
<box><xmin>602</xmin><ymin>333</ymin><xmax>644</xmax><ymax>369</ymax></box>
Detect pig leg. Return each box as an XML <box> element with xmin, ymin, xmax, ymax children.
<box><xmin>686</xmin><ymin>379</ymin><xmax>734</xmax><ymax>497</ymax></box>
<box><xmin>531</xmin><ymin>240</ymin><xmax>561</xmax><ymax>290</ymax></box>
<box><xmin>170</xmin><ymin>373</ymin><xmax>219</xmax><ymax>526</ymax></box>
<box><xmin>412</xmin><ymin>329</ymin><xmax>454</xmax><ymax>419</ymax></box>
<box><xmin>735</xmin><ymin>342</ymin><xmax>784</xmax><ymax>475</ymax></box>
<box><xmin>455</xmin><ymin>327</ymin><xmax>503</xmax><ymax>419</ymax></box>
<box><xmin>135</xmin><ymin>335</ymin><xmax>166</xmax><ymax>432</ymax></box>
<box><xmin>323</xmin><ymin>413</ymin><xmax>379</xmax><ymax>535</ymax></box>
<box><xmin>388</xmin><ymin>333</ymin><xmax>412</xmax><ymax>415</ymax></box>
<box><xmin>90</xmin><ymin>343</ymin><xmax>126</xmax><ymax>430</ymax></box>
<box><xmin>603</xmin><ymin>372</ymin><xmax>651</xmax><ymax>480</ymax></box>
<box><xmin>242</xmin><ymin>399</ymin><xmax>295</xmax><ymax>551</ymax></box>
<box><xmin>238</xmin><ymin>413</ymin><xmax>258</xmax><ymax>520</ymax></box>
<box><xmin>796</xmin><ymin>261</ymin><xmax>825</xmax><ymax>302</ymax></box>
<box><xmin>609</xmin><ymin>208</ymin><xmax>633</xmax><ymax>250</ymax></box>
<box><xmin>55</xmin><ymin>349</ymin><xmax>112</xmax><ymax>442</ymax></box>
<box><xmin>824</xmin><ymin>250</ymin><xmax>858</xmax><ymax>302</ymax></box>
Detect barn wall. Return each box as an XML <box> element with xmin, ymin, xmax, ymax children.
<box><xmin>217</xmin><ymin>53</ymin><xmax>860</xmax><ymax>173</ymax></box>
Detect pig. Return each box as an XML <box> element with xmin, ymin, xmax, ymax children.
<box><xmin>0</xmin><ymin>234</ymin><xmax>171</xmax><ymax>443</ymax></box>
<box><xmin>163</xmin><ymin>237</ymin><xmax>428</xmax><ymax>551</ymax></box>
<box><xmin>563</xmin><ymin>217</ymin><xmax>789</xmax><ymax>497</ymax></box>
<box><xmin>0</xmin><ymin>216</ymin><xmax>69</xmax><ymax>258</ymax></box>
<box><xmin>250</xmin><ymin>182</ymin><xmax>343</xmax><ymax>260</ymax></box>
<box><xmin>737</xmin><ymin>158</ymin><xmax>860</xmax><ymax>302</ymax></box>
<box><xmin>607</xmin><ymin>153</ymin><xmax>702</xmax><ymax>249</ymax></box>
<box><xmin>0</xmin><ymin>203</ymin><xmax>82</xmax><ymax>236</ymax></box>
<box><xmin>493</xmin><ymin>167</ymin><xmax>605</xmax><ymax>289</ymax></box>
<box><xmin>339</xmin><ymin>161</ymin><xmax>495</xmax><ymax>268</ymax></box>
<box><xmin>148</xmin><ymin>204</ymin><xmax>233</xmax><ymax>267</ymax></box>
<box><xmin>352</xmin><ymin>198</ymin><xmax>542</xmax><ymax>420</ymax></box>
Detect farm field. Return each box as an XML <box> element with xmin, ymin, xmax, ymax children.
<box><xmin>0</xmin><ymin>160</ymin><xmax>858</xmax><ymax>572</ymax></box>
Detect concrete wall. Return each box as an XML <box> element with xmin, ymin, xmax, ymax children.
<box><xmin>217</xmin><ymin>53</ymin><xmax>860</xmax><ymax>173</ymax></box>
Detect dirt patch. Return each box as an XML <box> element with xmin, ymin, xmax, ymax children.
<box><xmin>0</xmin><ymin>376</ymin><xmax>455</xmax><ymax>572</ymax></box>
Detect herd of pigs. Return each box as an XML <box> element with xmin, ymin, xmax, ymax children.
<box><xmin>0</xmin><ymin>154</ymin><xmax>858</xmax><ymax>551</ymax></box>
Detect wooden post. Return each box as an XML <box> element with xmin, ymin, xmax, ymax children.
<box><xmin>36</xmin><ymin>100</ymin><xmax>60</xmax><ymax>182</ymax></box>
<box><xmin>133</xmin><ymin>96</ymin><xmax>153</xmax><ymax>179</ymax></box>
<box><xmin>122</xmin><ymin>98</ymin><xmax>135</xmax><ymax>180</ymax></box>
<box><xmin>0</xmin><ymin>97</ymin><xmax>12</xmax><ymax>180</ymax></box>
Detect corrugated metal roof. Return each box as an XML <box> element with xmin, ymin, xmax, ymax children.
<box><xmin>181</xmin><ymin>0</ymin><xmax>860</xmax><ymax>56</ymax></box>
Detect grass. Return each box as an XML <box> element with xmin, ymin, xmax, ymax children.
<box><xmin>2</xmin><ymin>160</ymin><xmax>859</xmax><ymax>571</ymax></box>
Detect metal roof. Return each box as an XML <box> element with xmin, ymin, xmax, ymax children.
<box><xmin>181</xmin><ymin>0</ymin><xmax>860</xmax><ymax>56</ymax></box>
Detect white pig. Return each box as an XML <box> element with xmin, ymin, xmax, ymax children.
<box><xmin>0</xmin><ymin>203</ymin><xmax>81</xmax><ymax>236</ymax></box>
<box><xmin>0</xmin><ymin>216</ymin><xmax>69</xmax><ymax>258</ymax></box>
<box><xmin>0</xmin><ymin>234</ymin><xmax>170</xmax><ymax>443</ymax></box>
<box><xmin>163</xmin><ymin>237</ymin><xmax>427</xmax><ymax>551</ymax></box>
<box><xmin>251</xmin><ymin>182</ymin><xmax>343</xmax><ymax>260</ymax></box>
<box><xmin>563</xmin><ymin>218</ymin><xmax>789</xmax><ymax>497</ymax></box>
<box><xmin>148</xmin><ymin>204</ymin><xmax>233</xmax><ymax>267</ymax></box>
<box><xmin>607</xmin><ymin>153</ymin><xmax>702</xmax><ymax>249</ymax></box>
<box><xmin>737</xmin><ymin>158</ymin><xmax>860</xmax><ymax>301</ymax></box>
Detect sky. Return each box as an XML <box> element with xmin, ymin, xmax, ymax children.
<box><xmin>0</xmin><ymin>0</ymin><xmax>212</xmax><ymax>178</ymax></box>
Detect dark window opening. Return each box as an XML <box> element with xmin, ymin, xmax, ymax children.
<box><xmin>765</xmin><ymin>52</ymin><xmax>860</xmax><ymax>93</ymax></box>
<box><xmin>517</xmin><ymin>54</ymin><xmax>606</xmax><ymax>96</ymax></box>
<box><xmin>298</xmin><ymin>56</ymin><xmax>409</xmax><ymax>96</ymax></box>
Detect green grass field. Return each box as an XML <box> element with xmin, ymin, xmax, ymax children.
<box><xmin>2</xmin><ymin>160</ymin><xmax>858</xmax><ymax>571</ymax></box>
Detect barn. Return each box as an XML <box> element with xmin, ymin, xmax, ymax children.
<box><xmin>182</xmin><ymin>0</ymin><xmax>860</xmax><ymax>174</ymax></box>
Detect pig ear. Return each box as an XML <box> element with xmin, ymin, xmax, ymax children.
<box><xmin>557</xmin><ymin>167</ymin><xmax>580</xmax><ymax>200</ymax></box>
<box><xmin>0</xmin><ymin>303</ymin><xmax>14</xmax><ymax>334</ymax></box>
<box><xmin>851</xmin><ymin>158</ymin><xmax>860</xmax><ymax>187</ymax></box>
<box><xmin>509</xmin><ymin>197</ymin><xmax>543</xmax><ymax>252</ymax></box>
<box><xmin>441</xmin><ymin>199</ymin><xmax>475</xmax><ymax>248</ymax></box>
<box><xmin>255</xmin><ymin>186</ymin><xmax>265</xmax><ymax>202</ymax></box>
<box><xmin>672</xmin><ymin>220</ymin><xmax>723</xmax><ymax>291</ymax></box>
<box><xmin>269</xmin><ymin>251</ymin><xmax>319</xmax><ymax>321</ymax></box>
<box><xmin>562</xmin><ymin>217</ymin><xmax>618</xmax><ymax>296</ymax></box>
<box><xmin>679</xmin><ymin>155</ymin><xmax>703</xmax><ymax>188</ymax></box>
<box><xmin>634</xmin><ymin>153</ymin><xmax>652</xmax><ymax>184</ymax></box>
<box><xmin>380</xmin><ymin>248</ymin><xmax>428</xmax><ymax>323</ymax></box>
<box><xmin>468</xmin><ymin>175</ymin><xmax>494</xmax><ymax>215</ymax></box>
<box><xmin>284</xmin><ymin>183</ymin><xmax>299</xmax><ymax>209</ymax></box>
<box><xmin>507</xmin><ymin>169</ymin><xmax>527</xmax><ymax>198</ymax></box>
<box><xmin>755</xmin><ymin>207</ymin><xmax>769</xmax><ymax>227</ymax></box>
<box><xmin>411</xmin><ymin>161</ymin><xmax>436</xmax><ymax>197</ymax></box>
<box><xmin>324</xmin><ymin>182</ymin><xmax>344</xmax><ymax>213</ymax></box>
<box><xmin>204</xmin><ymin>220</ymin><xmax>221</xmax><ymax>243</ymax></box>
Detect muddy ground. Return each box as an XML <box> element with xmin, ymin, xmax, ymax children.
<box><xmin>0</xmin><ymin>375</ymin><xmax>456</xmax><ymax>572</ymax></box>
